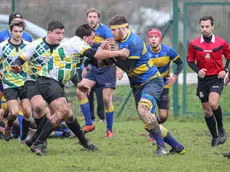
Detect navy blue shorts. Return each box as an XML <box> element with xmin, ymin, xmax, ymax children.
<box><xmin>84</xmin><ymin>65</ymin><xmax>116</xmax><ymax>89</ymax></box>
<box><xmin>157</xmin><ymin>88</ymin><xmax>170</xmax><ymax>110</ymax></box>
<box><xmin>132</xmin><ymin>76</ymin><xmax>164</xmax><ymax>113</ymax></box>
<box><xmin>0</xmin><ymin>81</ymin><xmax>3</xmax><ymax>92</ymax></box>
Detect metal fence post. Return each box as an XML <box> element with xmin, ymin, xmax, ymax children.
<box><xmin>12</xmin><ymin>0</ymin><xmax>16</xmax><ymax>12</ymax></box>
<box><xmin>172</xmin><ymin>0</ymin><xmax>179</xmax><ymax>116</ymax></box>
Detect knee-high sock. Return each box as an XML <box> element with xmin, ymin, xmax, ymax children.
<box><xmin>80</xmin><ymin>98</ymin><xmax>93</xmax><ymax>126</ymax></box>
<box><xmin>34</xmin><ymin>119</ymin><xmax>54</xmax><ymax>146</ymax></box>
<box><xmin>21</xmin><ymin>118</ymin><xmax>31</xmax><ymax>140</ymax></box>
<box><xmin>7</xmin><ymin>115</ymin><xmax>17</xmax><ymax>128</ymax></box>
<box><xmin>17</xmin><ymin>114</ymin><xmax>23</xmax><ymax>139</ymax></box>
<box><xmin>105</xmin><ymin>106</ymin><xmax>114</xmax><ymax>132</ymax></box>
<box><xmin>31</xmin><ymin>116</ymin><xmax>48</xmax><ymax>142</ymax></box>
<box><xmin>205</xmin><ymin>115</ymin><xmax>218</xmax><ymax>139</ymax></box>
<box><xmin>160</xmin><ymin>125</ymin><xmax>183</xmax><ymax>149</ymax></box>
<box><xmin>34</xmin><ymin>115</ymin><xmax>46</xmax><ymax>128</ymax></box>
<box><xmin>147</xmin><ymin>121</ymin><xmax>165</xmax><ymax>147</ymax></box>
<box><xmin>213</xmin><ymin>106</ymin><xmax>223</xmax><ymax>129</ymax></box>
<box><xmin>66</xmin><ymin>117</ymin><xmax>88</xmax><ymax>145</ymax></box>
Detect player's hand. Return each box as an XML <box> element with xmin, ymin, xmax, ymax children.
<box><xmin>198</xmin><ymin>68</ymin><xmax>207</xmax><ymax>78</ymax></box>
<box><xmin>0</xmin><ymin>71</ymin><xmax>2</xmax><ymax>80</ymax></box>
<box><xmin>77</xmin><ymin>83</ymin><xmax>91</xmax><ymax>95</ymax></box>
<box><xmin>116</xmin><ymin>67</ymin><xmax>123</xmax><ymax>80</ymax></box>
<box><xmin>100</xmin><ymin>40</ymin><xmax>110</xmax><ymax>50</ymax></box>
<box><xmin>224</xmin><ymin>77</ymin><xmax>230</xmax><ymax>87</ymax></box>
<box><xmin>81</xmin><ymin>67</ymin><xmax>88</xmax><ymax>78</ymax></box>
<box><xmin>218</xmin><ymin>70</ymin><xmax>226</xmax><ymax>79</ymax></box>
<box><xmin>119</xmin><ymin>48</ymin><xmax>130</xmax><ymax>59</ymax></box>
<box><xmin>11</xmin><ymin>65</ymin><xmax>22</xmax><ymax>74</ymax></box>
<box><xmin>166</xmin><ymin>75</ymin><xmax>177</xmax><ymax>86</ymax></box>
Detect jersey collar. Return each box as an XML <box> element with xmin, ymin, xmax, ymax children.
<box><xmin>200</xmin><ymin>34</ymin><xmax>215</xmax><ymax>43</ymax></box>
<box><xmin>150</xmin><ymin>44</ymin><xmax>161</xmax><ymax>53</ymax></box>
<box><xmin>94</xmin><ymin>23</ymin><xmax>99</xmax><ymax>30</ymax></box>
<box><xmin>121</xmin><ymin>29</ymin><xmax>131</xmax><ymax>42</ymax></box>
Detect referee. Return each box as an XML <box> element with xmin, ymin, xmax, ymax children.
<box><xmin>187</xmin><ymin>16</ymin><xmax>230</xmax><ymax>147</ymax></box>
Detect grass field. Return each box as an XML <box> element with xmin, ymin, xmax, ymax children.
<box><xmin>1</xmin><ymin>85</ymin><xmax>230</xmax><ymax>172</ymax></box>
<box><xmin>1</xmin><ymin>119</ymin><xmax>230</xmax><ymax>172</ymax></box>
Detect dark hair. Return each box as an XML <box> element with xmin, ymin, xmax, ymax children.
<box><xmin>8</xmin><ymin>12</ymin><xmax>23</xmax><ymax>25</ymax></box>
<box><xmin>47</xmin><ymin>20</ymin><xmax>65</xmax><ymax>31</ymax></box>
<box><xmin>75</xmin><ymin>24</ymin><xmax>94</xmax><ymax>38</ymax></box>
<box><xmin>9</xmin><ymin>21</ymin><xmax>25</xmax><ymax>31</ymax></box>
<box><xmin>199</xmin><ymin>16</ymin><xmax>214</xmax><ymax>25</ymax></box>
<box><xmin>86</xmin><ymin>8</ymin><xmax>100</xmax><ymax>18</ymax></box>
<box><xmin>108</xmin><ymin>15</ymin><xmax>128</xmax><ymax>26</ymax></box>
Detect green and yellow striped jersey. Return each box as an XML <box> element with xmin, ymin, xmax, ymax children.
<box><xmin>0</xmin><ymin>39</ymin><xmax>28</xmax><ymax>89</ymax></box>
<box><xmin>39</xmin><ymin>36</ymin><xmax>91</xmax><ymax>85</ymax></box>
<box><xmin>20</xmin><ymin>38</ymin><xmax>55</xmax><ymax>81</ymax></box>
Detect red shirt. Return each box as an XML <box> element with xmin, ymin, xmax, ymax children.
<box><xmin>187</xmin><ymin>35</ymin><xmax>230</xmax><ymax>75</ymax></box>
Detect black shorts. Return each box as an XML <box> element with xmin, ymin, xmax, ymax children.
<box><xmin>157</xmin><ymin>88</ymin><xmax>169</xmax><ymax>110</ymax></box>
<box><xmin>196</xmin><ymin>75</ymin><xmax>224</xmax><ymax>103</ymax></box>
<box><xmin>36</xmin><ymin>76</ymin><xmax>65</xmax><ymax>104</ymax></box>
<box><xmin>24</xmin><ymin>81</ymin><xmax>41</xmax><ymax>100</ymax></box>
<box><xmin>3</xmin><ymin>86</ymin><xmax>28</xmax><ymax>101</ymax></box>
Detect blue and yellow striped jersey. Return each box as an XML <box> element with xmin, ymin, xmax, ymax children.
<box><xmin>92</xmin><ymin>23</ymin><xmax>113</xmax><ymax>50</ymax></box>
<box><xmin>147</xmin><ymin>44</ymin><xmax>179</xmax><ymax>88</ymax></box>
<box><xmin>115</xmin><ymin>30</ymin><xmax>159</xmax><ymax>87</ymax></box>
<box><xmin>91</xmin><ymin>23</ymin><xmax>114</xmax><ymax>73</ymax></box>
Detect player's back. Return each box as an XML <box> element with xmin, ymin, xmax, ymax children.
<box><xmin>115</xmin><ymin>31</ymin><xmax>159</xmax><ymax>87</ymax></box>
<box><xmin>39</xmin><ymin>36</ymin><xmax>91</xmax><ymax>84</ymax></box>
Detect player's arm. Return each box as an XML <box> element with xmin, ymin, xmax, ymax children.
<box><xmin>223</xmin><ymin>41</ymin><xmax>230</xmax><ymax>73</ymax></box>
<box><xmin>223</xmin><ymin>41</ymin><xmax>230</xmax><ymax>85</ymax></box>
<box><xmin>167</xmin><ymin>57</ymin><xmax>183</xmax><ymax>86</ymax></box>
<box><xmin>83</xmin><ymin>48</ymin><xmax>129</xmax><ymax>60</ymax></box>
<box><xmin>187</xmin><ymin>42</ymin><xmax>199</xmax><ymax>73</ymax></box>
<box><xmin>11</xmin><ymin>42</ymin><xmax>35</xmax><ymax>73</ymax></box>
<box><xmin>173</xmin><ymin>58</ymin><xmax>183</xmax><ymax>76</ymax></box>
<box><xmin>170</xmin><ymin>48</ymin><xmax>184</xmax><ymax>77</ymax></box>
<box><xmin>71</xmin><ymin>73</ymin><xmax>80</xmax><ymax>87</ymax></box>
<box><xmin>0</xmin><ymin>45</ymin><xmax>3</xmax><ymax>78</ymax></box>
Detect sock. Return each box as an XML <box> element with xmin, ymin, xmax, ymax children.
<box><xmin>21</xmin><ymin>118</ymin><xmax>31</xmax><ymax>140</ymax></box>
<box><xmin>160</xmin><ymin>125</ymin><xmax>183</xmax><ymax>149</ymax></box>
<box><xmin>205</xmin><ymin>115</ymin><xmax>218</xmax><ymax>139</ymax></box>
<box><xmin>156</xmin><ymin>116</ymin><xmax>162</xmax><ymax>124</ymax></box>
<box><xmin>34</xmin><ymin>115</ymin><xmax>45</xmax><ymax>128</ymax></box>
<box><xmin>105</xmin><ymin>106</ymin><xmax>114</xmax><ymax>132</ymax></box>
<box><xmin>7</xmin><ymin>115</ymin><xmax>17</xmax><ymax>127</ymax></box>
<box><xmin>213</xmin><ymin>106</ymin><xmax>223</xmax><ymax>129</ymax></box>
<box><xmin>66</xmin><ymin>117</ymin><xmax>88</xmax><ymax>145</ymax></box>
<box><xmin>34</xmin><ymin>119</ymin><xmax>53</xmax><ymax>145</ymax></box>
<box><xmin>31</xmin><ymin>116</ymin><xmax>48</xmax><ymax>142</ymax></box>
<box><xmin>80</xmin><ymin>98</ymin><xmax>93</xmax><ymax>126</ymax></box>
<box><xmin>17</xmin><ymin>114</ymin><xmax>23</xmax><ymax>139</ymax></box>
<box><xmin>148</xmin><ymin>125</ymin><xmax>165</xmax><ymax>147</ymax></box>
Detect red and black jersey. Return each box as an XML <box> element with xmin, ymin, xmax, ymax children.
<box><xmin>187</xmin><ymin>35</ymin><xmax>230</xmax><ymax>75</ymax></box>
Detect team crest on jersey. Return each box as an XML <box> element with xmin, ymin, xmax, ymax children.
<box><xmin>205</xmin><ymin>53</ymin><xmax>210</xmax><ymax>60</ymax></box>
